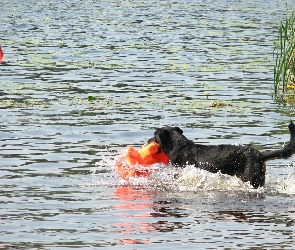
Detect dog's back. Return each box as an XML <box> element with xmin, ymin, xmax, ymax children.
<box><xmin>151</xmin><ymin>122</ymin><xmax>295</xmax><ymax>188</ymax></box>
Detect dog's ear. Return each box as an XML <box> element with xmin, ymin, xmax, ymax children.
<box><xmin>173</xmin><ymin>127</ymin><xmax>183</xmax><ymax>134</ymax></box>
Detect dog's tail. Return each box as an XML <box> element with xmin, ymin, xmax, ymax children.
<box><xmin>261</xmin><ymin>121</ymin><xmax>295</xmax><ymax>161</ymax></box>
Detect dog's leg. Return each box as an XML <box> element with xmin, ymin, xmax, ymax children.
<box><xmin>241</xmin><ymin>160</ymin><xmax>265</xmax><ymax>188</ymax></box>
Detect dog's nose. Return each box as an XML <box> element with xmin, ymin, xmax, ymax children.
<box><xmin>147</xmin><ymin>138</ymin><xmax>156</xmax><ymax>144</ymax></box>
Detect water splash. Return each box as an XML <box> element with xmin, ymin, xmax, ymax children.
<box><xmin>166</xmin><ymin>165</ymin><xmax>254</xmax><ymax>192</ymax></box>
<box><xmin>266</xmin><ymin>165</ymin><xmax>295</xmax><ymax>196</ymax></box>
<box><xmin>92</xmin><ymin>154</ymin><xmax>125</xmax><ymax>187</ymax></box>
<box><xmin>92</xmin><ymin>154</ymin><xmax>295</xmax><ymax>196</ymax></box>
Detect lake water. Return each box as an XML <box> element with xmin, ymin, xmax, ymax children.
<box><xmin>1</xmin><ymin>0</ymin><xmax>295</xmax><ymax>249</ymax></box>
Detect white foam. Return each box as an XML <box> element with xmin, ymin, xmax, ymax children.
<box><xmin>266</xmin><ymin>165</ymin><xmax>295</xmax><ymax>196</ymax></box>
<box><xmin>92</xmin><ymin>154</ymin><xmax>295</xmax><ymax>196</ymax></box>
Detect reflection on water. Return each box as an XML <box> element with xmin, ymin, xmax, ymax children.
<box><xmin>1</xmin><ymin>0</ymin><xmax>295</xmax><ymax>248</ymax></box>
<box><xmin>114</xmin><ymin>186</ymin><xmax>153</xmax><ymax>245</ymax></box>
<box><xmin>110</xmin><ymin>183</ymin><xmax>295</xmax><ymax>248</ymax></box>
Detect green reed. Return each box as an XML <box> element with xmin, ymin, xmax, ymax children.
<box><xmin>274</xmin><ymin>9</ymin><xmax>295</xmax><ymax>94</ymax></box>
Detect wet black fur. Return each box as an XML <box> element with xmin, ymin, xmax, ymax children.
<box><xmin>149</xmin><ymin>122</ymin><xmax>295</xmax><ymax>188</ymax></box>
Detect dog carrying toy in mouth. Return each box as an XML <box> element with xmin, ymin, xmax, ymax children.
<box><xmin>149</xmin><ymin>122</ymin><xmax>295</xmax><ymax>188</ymax></box>
<box><xmin>116</xmin><ymin>142</ymin><xmax>170</xmax><ymax>180</ymax></box>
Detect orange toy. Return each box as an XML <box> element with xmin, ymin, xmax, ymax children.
<box><xmin>116</xmin><ymin>142</ymin><xmax>169</xmax><ymax>180</ymax></box>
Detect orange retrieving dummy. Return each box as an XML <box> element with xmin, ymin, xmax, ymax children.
<box><xmin>116</xmin><ymin>142</ymin><xmax>169</xmax><ymax>180</ymax></box>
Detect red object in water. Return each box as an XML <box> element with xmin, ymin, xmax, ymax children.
<box><xmin>0</xmin><ymin>46</ymin><xmax>3</xmax><ymax>64</ymax></box>
<box><xmin>116</xmin><ymin>142</ymin><xmax>169</xmax><ymax>180</ymax></box>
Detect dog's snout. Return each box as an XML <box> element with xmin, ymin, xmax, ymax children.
<box><xmin>147</xmin><ymin>138</ymin><xmax>155</xmax><ymax>144</ymax></box>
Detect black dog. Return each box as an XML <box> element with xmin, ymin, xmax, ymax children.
<box><xmin>149</xmin><ymin>122</ymin><xmax>295</xmax><ymax>188</ymax></box>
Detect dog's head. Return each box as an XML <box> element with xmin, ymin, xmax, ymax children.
<box><xmin>148</xmin><ymin>126</ymin><xmax>186</xmax><ymax>155</ymax></box>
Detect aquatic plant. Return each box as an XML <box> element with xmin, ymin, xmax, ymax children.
<box><xmin>273</xmin><ymin>9</ymin><xmax>295</xmax><ymax>94</ymax></box>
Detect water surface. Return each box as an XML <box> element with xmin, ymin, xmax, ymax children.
<box><xmin>1</xmin><ymin>0</ymin><xmax>295</xmax><ymax>249</ymax></box>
